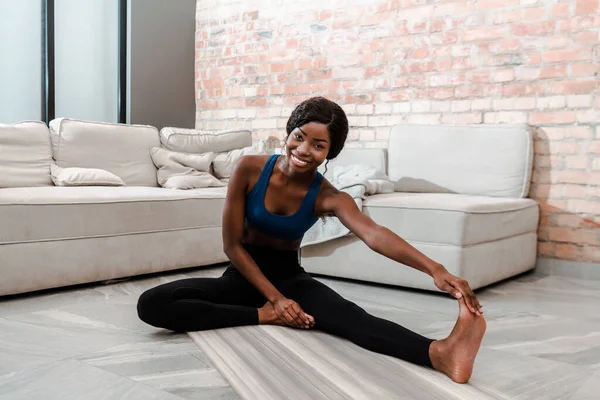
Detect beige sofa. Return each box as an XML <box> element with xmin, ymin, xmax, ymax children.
<box><xmin>0</xmin><ymin>120</ymin><xmax>537</xmax><ymax>297</ymax></box>
<box><xmin>301</xmin><ymin>124</ymin><xmax>539</xmax><ymax>291</ymax></box>
<box><xmin>1</xmin><ymin>119</ymin><xmax>234</xmax><ymax>296</ymax></box>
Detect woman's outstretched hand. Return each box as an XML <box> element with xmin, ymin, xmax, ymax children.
<box><xmin>433</xmin><ymin>269</ymin><xmax>483</xmax><ymax>316</ymax></box>
<box><xmin>271</xmin><ymin>297</ymin><xmax>315</xmax><ymax>329</ymax></box>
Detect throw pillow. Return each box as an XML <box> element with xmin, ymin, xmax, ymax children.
<box><xmin>50</xmin><ymin>164</ymin><xmax>125</xmax><ymax>186</ymax></box>
<box><xmin>149</xmin><ymin>147</ymin><xmax>225</xmax><ymax>189</ymax></box>
<box><xmin>212</xmin><ymin>141</ymin><xmax>267</xmax><ymax>179</ymax></box>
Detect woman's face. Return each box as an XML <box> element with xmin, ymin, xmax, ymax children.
<box><xmin>285</xmin><ymin>122</ymin><xmax>330</xmax><ymax>172</ymax></box>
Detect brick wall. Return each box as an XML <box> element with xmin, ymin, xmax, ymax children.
<box><xmin>195</xmin><ymin>0</ymin><xmax>600</xmax><ymax>263</ymax></box>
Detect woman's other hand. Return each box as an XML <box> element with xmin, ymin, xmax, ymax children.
<box><xmin>433</xmin><ymin>270</ymin><xmax>483</xmax><ymax>316</ymax></box>
<box><xmin>271</xmin><ymin>297</ymin><xmax>315</xmax><ymax>329</ymax></box>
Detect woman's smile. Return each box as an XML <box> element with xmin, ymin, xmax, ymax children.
<box><xmin>290</xmin><ymin>153</ymin><xmax>309</xmax><ymax>167</ymax></box>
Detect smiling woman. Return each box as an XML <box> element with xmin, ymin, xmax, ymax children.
<box><xmin>137</xmin><ymin>96</ymin><xmax>487</xmax><ymax>385</ymax></box>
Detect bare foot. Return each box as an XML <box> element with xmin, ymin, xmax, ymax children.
<box><xmin>258</xmin><ymin>301</ymin><xmax>287</xmax><ymax>326</ymax></box>
<box><xmin>429</xmin><ymin>297</ymin><xmax>487</xmax><ymax>384</ymax></box>
<box><xmin>259</xmin><ymin>301</ymin><xmax>313</xmax><ymax>328</ymax></box>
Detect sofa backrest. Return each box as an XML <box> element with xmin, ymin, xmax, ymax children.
<box><xmin>0</xmin><ymin>121</ymin><xmax>53</xmax><ymax>188</ymax></box>
<box><xmin>159</xmin><ymin>127</ymin><xmax>252</xmax><ymax>153</ymax></box>
<box><xmin>317</xmin><ymin>147</ymin><xmax>387</xmax><ymax>179</ymax></box>
<box><xmin>387</xmin><ymin>124</ymin><xmax>533</xmax><ymax>198</ymax></box>
<box><xmin>50</xmin><ymin>118</ymin><xmax>160</xmax><ymax>187</ymax></box>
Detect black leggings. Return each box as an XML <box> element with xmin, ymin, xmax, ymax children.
<box><xmin>137</xmin><ymin>244</ymin><xmax>435</xmax><ymax>369</ymax></box>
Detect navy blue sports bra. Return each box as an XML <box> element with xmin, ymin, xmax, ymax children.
<box><xmin>245</xmin><ymin>154</ymin><xmax>323</xmax><ymax>240</ymax></box>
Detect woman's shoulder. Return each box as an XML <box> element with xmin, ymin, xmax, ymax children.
<box><xmin>314</xmin><ymin>178</ymin><xmax>350</xmax><ymax>217</ymax></box>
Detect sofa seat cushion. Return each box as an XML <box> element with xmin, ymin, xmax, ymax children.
<box><xmin>363</xmin><ymin>192</ymin><xmax>539</xmax><ymax>246</ymax></box>
<box><xmin>0</xmin><ymin>186</ymin><xmax>227</xmax><ymax>245</ymax></box>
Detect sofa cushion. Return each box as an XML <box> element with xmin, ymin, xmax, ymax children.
<box><xmin>0</xmin><ymin>121</ymin><xmax>53</xmax><ymax>187</ymax></box>
<box><xmin>49</xmin><ymin>118</ymin><xmax>160</xmax><ymax>187</ymax></box>
<box><xmin>363</xmin><ymin>192</ymin><xmax>539</xmax><ymax>246</ymax></box>
<box><xmin>0</xmin><ymin>186</ymin><xmax>227</xmax><ymax>245</ymax></box>
<box><xmin>388</xmin><ymin>124</ymin><xmax>533</xmax><ymax>198</ymax></box>
<box><xmin>160</xmin><ymin>127</ymin><xmax>252</xmax><ymax>153</ymax></box>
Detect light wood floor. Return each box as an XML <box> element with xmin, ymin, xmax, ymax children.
<box><xmin>1</xmin><ymin>265</ymin><xmax>599</xmax><ymax>399</ymax></box>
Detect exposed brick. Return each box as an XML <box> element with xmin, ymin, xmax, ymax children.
<box><xmin>567</xmin><ymin>94</ymin><xmax>593</xmax><ymax>107</ymax></box>
<box><xmin>555</xmin><ymin>244</ymin><xmax>581</xmax><ymax>260</ymax></box>
<box><xmin>551</xmin><ymin>3</ymin><xmax>571</xmax><ymax>17</ymax></box>
<box><xmin>471</xmin><ymin>99</ymin><xmax>492</xmax><ymax>110</ymax></box>
<box><xmin>571</xmin><ymin>63</ymin><xmax>597</xmax><ymax>77</ymax></box>
<box><xmin>568</xmin><ymin>199</ymin><xmax>600</xmax><ymax>214</ymax></box>
<box><xmin>431</xmin><ymin>100</ymin><xmax>452</xmax><ymax>112</ymax></box>
<box><xmin>515</xmin><ymin>67</ymin><xmax>540</xmax><ymax>80</ymax></box>
<box><xmin>463</xmin><ymin>27</ymin><xmax>506</xmax><ymax>42</ymax></box>
<box><xmin>195</xmin><ymin>0</ymin><xmax>599</xmax><ymax>263</ymax></box>
<box><xmin>586</xmin><ymin>141</ymin><xmax>600</xmax><ymax>153</ymax></box>
<box><xmin>512</xmin><ymin>21</ymin><xmax>556</xmax><ymax>36</ymax></box>
<box><xmin>251</xmin><ymin>119</ymin><xmax>277</xmax><ymax>129</ymax></box>
<box><xmin>492</xmin><ymin>69</ymin><xmax>515</xmax><ymax>82</ymax></box>
<box><xmin>559</xmin><ymin>15</ymin><xmax>599</xmax><ymax>31</ymax></box>
<box><xmin>557</xmin><ymin>171</ymin><xmax>595</xmax><ymax>186</ymax></box>
<box><xmin>573</xmin><ymin>30</ymin><xmax>600</xmax><ymax>44</ymax></box>
<box><xmin>538</xmin><ymin>242</ymin><xmax>556</xmax><ymax>257</ymax></box>
<box><xmin>555</xmin><ymin>214</ymin><xmax>583</xmax><ymax>228</ymax></box>
<box><xmin>575</xmin><ymin>0</ymin><xmax>599</xmax><ymax>14</ymax></box>
<box><xmin>442</xmin><ymin>113</ymin><xmax>482</xmax><ymax>124</ymax></box>
<box><xmin>484</xmin><ymin>111</ymin><xmax>528</xmax><ymax>123</ymax></box>
<box><xmin>493</xmin><ymin>10</ymin><xmax>522</xmax><ymax>24</ymax></box>
<box><xmin>582</xmin><ymin>246</ymin><xmax>600</xmax><ymax>263</ymax></box>
<box><xmin>412</xmin><ymin>100</ymin><xmax>432</xmax><ymax>113</ymax></box>
<box><xmin>477</xmin><ymin>0</ymin><xmax>520</xmax><ymax>10</ymax></box>
<box><xmin>550</xmin><ymin>80</ymin><xmax>598</xmax><ymax>94</ymax></box>
<box><xmin>502</xmin><ymin>82</ymin><xmax>545</xmax><ymax>96</ymax></box>
<box><xmin>523</xmin><ymin>6</ymin><xmax>546</xmax><ymax>19</ymax></box>
<box><xmin>451</xmin><ymin>100</ymin><xmax>471</xmax><ymax>112</ymax></box>
<box><xmin>407</xmin><ymin>114</ymin><xmax>441</xmax><ymax>124</ymax></box>
<box><xmin>547</xmin><ymin>35</ymin><xmax>570</xmax><ymax>48</ymax></box>
<box><xmin>531</xmin><ymin>111</ymin><xmax>577</xmax><ymax>124</ymax></box>
<box><xmin>565</xmin><ymin>155</ymin><xmax>589</xmax><ymax>169</ymax></box>
<box><xmin>359</xmin><ymin>130</ymin><xmax>375</xmax><ymax>141</ymax></box>
<box><xmin>566</xmin><ymin>126</ymin><xmax>592</xmax><ymax>139</ymax></box>
<box><xmin>537</xmin><ymin>96</ymin><xmax>567</xmax><ymax>109</ymax></box>
<box><xmin>393</xmin><ymin>102</ymin><xmax>411</xmax><ymax>113</ymax></box>
<box><xmin>543</xmin><ymin>48</ymin><xmax>593</xmax><ymax>63</ymax></box>
<box><xmin>541</xmin><ymin>65</ymin><xmax>567</xmax><ymax>79</ymax></box>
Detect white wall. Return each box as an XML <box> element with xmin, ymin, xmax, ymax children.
<box><xmin>0</xmin><ymin>0</ymin><xmax>42</xmax><ymax>124</ymax></box>
<box><xmin>55</xmin><ymin>0</ymin><xmax>119</xmax><ymax>123</ymax></box>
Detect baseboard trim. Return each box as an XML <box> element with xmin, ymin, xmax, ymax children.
<box><xmin>535</xmin><ymin>257</ymin><xmax>600</xmax><ymax>280</ymax></box>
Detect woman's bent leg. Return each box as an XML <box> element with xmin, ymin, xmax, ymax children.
<box><xmin>280</xmin><ymin>274</ymin><xmax>435</xmax><ymax>368</ymax></box>
<box><xmin>137</xmin><ymin>270</ymin><xmax>264</xmax><ymax>332</ymax></box>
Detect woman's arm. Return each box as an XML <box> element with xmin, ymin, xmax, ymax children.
<box><xmin>222</xmin><ymin>156</ymin><xmax>284</xmax><ymax>303</ymax></box>
<box><xmin>323</xmin><ymin>190</ymin><xmax>483</xmax><ymax>316</ymax></box>
<box><xmin>326</xmin><ymin>191</ymin><xmax>444</xmax><ymax>277</ymax></box>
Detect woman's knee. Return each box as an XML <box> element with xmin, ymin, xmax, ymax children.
<box><xmin>137</xmin><ymin>287</ymin><xmax>167</xmax><ymax>326</ymax></box>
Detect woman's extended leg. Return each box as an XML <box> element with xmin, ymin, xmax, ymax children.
<box><xmin>278</xmin><ymin>273</ymin><xmax>486</xmax><ymax>383</ymax></box>
<box><xmin>278</xmin><ymin>273</ymin><xmax>435</xmax><ymax>367</ymax></box>
<box><xmin>137</xmin><ymin>267</ymin><xmax>265</xmax><ymax>332</ymax></box>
